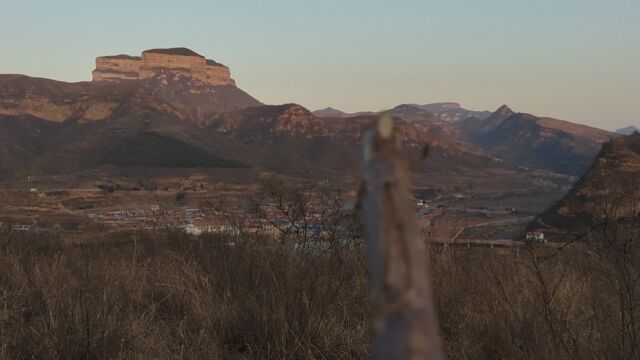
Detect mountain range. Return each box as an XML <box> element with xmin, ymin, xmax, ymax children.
<box><xmin>318</xmin><ymin>102</ymin><xmax>613</xmax><ymax>176</ymax></box>
<box><xmin>0</xmin><ymin>47</ymin><xmax>617</xmax><ymax>186</ymax></box>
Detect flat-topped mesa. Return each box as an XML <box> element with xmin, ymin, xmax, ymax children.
<box><xmin>92</xmin><ymin>47</ymin><xmax>236</xmax><ymax>86</ymax></box>
<box><xmin>138</xmin><ymin>48</ymin><xmax>208</xmax><ymax>83</ymax></box>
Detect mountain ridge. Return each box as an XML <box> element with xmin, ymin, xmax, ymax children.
<box><xmin>0</xmin><ymin>48</ymin><xmax>618</xmax><ymax>182</ymax></box>
<box><xmin>455</xmin><ymin>105</ymin><xmax>614</xmax><ymax>176</ymax></box>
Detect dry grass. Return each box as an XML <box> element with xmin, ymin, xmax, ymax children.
<box><xmin>0</xmin><ymin>232</ymin><xmax>369</xmax><ymax>359</ymax></box>
<box><xmin>0</xmin><ymin>229</ymin><xmax>638</xmax><ymax>359</ymax></box>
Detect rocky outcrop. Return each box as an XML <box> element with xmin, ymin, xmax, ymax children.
<box><xmin>209</xmin><ymin>104</ymin><xmax>324</xmax><ymax>139</ymax></box>
<box><xmin>92</xmin><ymin>48</ymin><xmax>236</xmax><ymax>86</ymax></box>
<box><xmin>205</xmin><ymin>59</ymin><xmax>233</xmax><ymax>86</ymax></box>
<box><xmin>92</xmin><ymin>55</ymin><xmax>141</xmax><ymax>82</ymax></box>
<box><xmin>210</xmin><ymin>103</ymin><xmax>429</xmax><ymax>145</ymax></box>
<box><xmin>533</xmin><ymin>132</ymin><xmax>640</xmax><ymax>237</ymax></box>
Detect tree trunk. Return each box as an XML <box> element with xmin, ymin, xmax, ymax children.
<box><xmin>361</xmin><ymin>114</ymin><xmax>445</xmax><ymax>360</ymax></box>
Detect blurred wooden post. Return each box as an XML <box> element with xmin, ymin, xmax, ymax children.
<box><xmin>361</xmin><ymin>113</ymin><xmax>444</xmax><ymax>360</ymax></box>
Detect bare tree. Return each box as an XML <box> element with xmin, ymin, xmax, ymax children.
<box><xmin>247</xmin><ymin>174</ymin><xmax>362</xmax><ymax>251</ymax></box>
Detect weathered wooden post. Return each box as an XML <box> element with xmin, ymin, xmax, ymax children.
<box><xmin>361</xmin><ymin>113</ymin><xmax>444</xmax><ymax>359</ymax></box>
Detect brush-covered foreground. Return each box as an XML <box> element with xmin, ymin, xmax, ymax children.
<box><xmin>0</xmin><ymin>228</ymin><xmax>638</xmax><ymax>359</ymax></box>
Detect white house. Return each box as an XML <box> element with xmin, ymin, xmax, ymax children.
<box><xmin>526</xmin><ymin>232</ymin><xmax>545</xmax><ymax>243</ymax></box>
<box><xmin>184</xmin><ymin>219</ymin><xmax>239</xmax><ymax>236</ymax></box>
<box><xmin>12</xmin><ymin>224</ymin><xmax>31</xmax><ymax>232</ymax></box>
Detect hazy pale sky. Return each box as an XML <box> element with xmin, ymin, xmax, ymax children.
<box><xmin>1</xmin><ymin>0</ymin><xmax>638</xmax><ymax>130</ymax></box>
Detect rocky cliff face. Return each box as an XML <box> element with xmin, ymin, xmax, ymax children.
<box><xmin>92</xmin><ymin>55</ymin><xmax>141</xmax><ymax>82</ymax></box>
<box><xmin>91</xmin><ymin>48</ymin><xmax>260</xmax><ymax>120</ymax></box>
<box><xmin>93</xmin><ymin>48</ymin><xmax>235</xmax><ymax>86</ymax></box>
<box><xmin>533</xmin><ymin>132</ymin><xmax>640</xmax><ymax>236</ymax></box>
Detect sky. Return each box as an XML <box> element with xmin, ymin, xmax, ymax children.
<box><xmin>0</xmin><ymin>0</ymin><xmax>638</xmax><ymax>130</ymax></box>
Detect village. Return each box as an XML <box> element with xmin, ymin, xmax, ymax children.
<box><xmin>11</xmin><ymin>197</ymin><xmax>548</xmax><ymax>248</ymax></box>
<box><xmin>0</xmin><ymin>174</ymin><xmax>553</xmax><ymax>247</ymax></box>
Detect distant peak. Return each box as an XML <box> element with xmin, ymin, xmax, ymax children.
<box><xmin>273</xmin><ymin>103</ymin><xmax>315</xmax><ymax>116</ymax></box>
<box><xmin>313</xmin><ymin>107</ymin><xmax>346</xmax><ymax>117</ymax></box>
<box><xmin>617</xmin><ymin>125</ymin><xmax>640</xmax><ymax>135</ymax></box>
<box><xmin>495</xmin><ymin>104</ymin><xmax>514</xmax><ymax>116</ymax></box>
<box><xmin>393</xmin><ymin>104</ymin><xmax>423</xmax><ymax>111</ymax></box>
<box><xmin>281</xmin><ymin>103</ymin><xmax>308</xmax><ymax>110</ymax></box>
